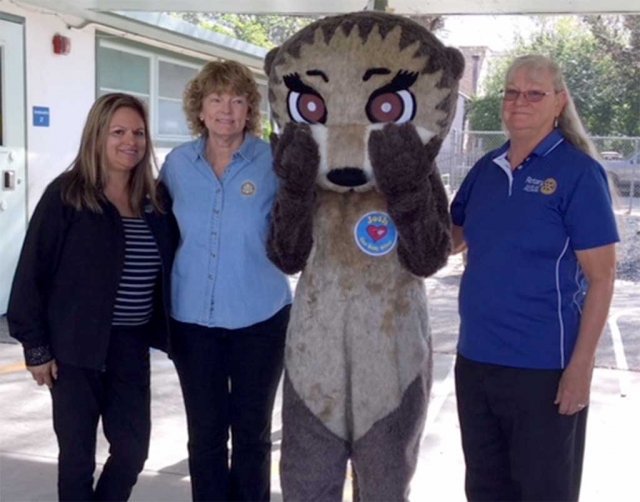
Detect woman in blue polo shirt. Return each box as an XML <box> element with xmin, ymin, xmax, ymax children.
<box><xmin>160</xmin><ymin>60</ymin><xmax>292</xmax><ymax>502</ymax></box>
<box><xmin>451</xmin><ymin>54</ymin><xmax>618</xmax><ymax>501</ymax></box>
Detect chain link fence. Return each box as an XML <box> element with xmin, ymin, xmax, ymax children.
<box><xmin>438</xmin><ymin>130</ymin><xmax>640</xmax><ymax>213</ymax></box>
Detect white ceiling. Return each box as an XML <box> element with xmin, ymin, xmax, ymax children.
<box><xmin>17</xmin><ymin>0</ymin><xmax>640</xmax><ymax>15</ymax></box>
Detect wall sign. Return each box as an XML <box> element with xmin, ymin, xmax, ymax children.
<box><xmin>33</xmin><ymin>107</ymin><xmax>50</xmax><ymax>127</ymax></box>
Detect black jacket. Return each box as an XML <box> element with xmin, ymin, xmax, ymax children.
<box><xmin>7</xmin><ymin>173</ymin><xmax>179</xmax><ymax>370</ymax></box>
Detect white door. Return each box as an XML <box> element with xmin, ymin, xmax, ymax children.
<box><xmin>0</xmin><ymin>17</ymin><xmax>26</xmax><ymax>315</ymax></box>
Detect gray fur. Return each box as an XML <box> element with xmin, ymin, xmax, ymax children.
<box><xmin>280</xmin><ymin>374</ymin><xmax>350</xmax><ymax>501</ymax></box>
<box><xmin>281</xmin><ymin>370</ymin><xmax>431</xmax><ymax>502</ymax></box>
<box><xmin>352</xmin><ymin>371</ymin><xmax>431</xmax><ymax>501</ymax></box>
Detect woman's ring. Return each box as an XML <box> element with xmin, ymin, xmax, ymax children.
<box><xmin>577</xmin><ymin>403</ymin><xmax>586</xmax><ymax>409</ymax></box>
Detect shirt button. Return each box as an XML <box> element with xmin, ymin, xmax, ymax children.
<box><xmin>211</xmin><ymin>253</ymin><xmax>216</xmax><ymax>258</ymax></box>
<box><xmin>208</xmin><ymin>274</ymin><xmax>213</xmax><ymax>280</ymax></box>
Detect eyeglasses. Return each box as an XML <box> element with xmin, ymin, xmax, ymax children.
<box><xmin>501</xmin><ymin>89</ymin><xmax>555</xmax><ymax>103</ymax></box>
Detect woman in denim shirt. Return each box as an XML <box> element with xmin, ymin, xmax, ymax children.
<box><xmin>160</xmin><ymin>60</ymin><xmax>292</xmax><ymax>502</ymax></box>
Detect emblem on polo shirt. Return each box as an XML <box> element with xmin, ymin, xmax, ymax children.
<box><xmin>541</xmin><ymin>178</ymin><xmax>557</xmax><ymax>195</ymax></box>
<box><xmin>241</xmin><ymin>181</ymin><xmax>256</xmax><ymax>196</ymax></box>
<box><xmin>354</xmin><ymin>211</ymin><xmax>398</xmax><ymax>257</ymax></box>
<box><xmin>523</xmin><ymin>176</ymin><xmax>557</xmax><ymax>195</ymax></box>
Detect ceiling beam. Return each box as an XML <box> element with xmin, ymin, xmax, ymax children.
<box><xmin>14</xmin><ymin>0</ymin><xmax>640</xmax><ymax>15</ymax></box>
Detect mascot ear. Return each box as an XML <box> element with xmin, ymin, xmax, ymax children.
<box><xmin>264</xmin><ymin>47</ymin><xmax>279</xmax><ymax>76</ymax></box>
<box><xmin>446</xmin><ymin>47</ymin><xmax>465</xmax><ymax>81</ymax></box>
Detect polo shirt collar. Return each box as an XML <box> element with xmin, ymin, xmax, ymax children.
<box><xmin>533</xmin><ymin>129</ymin><xmax>565</xmax><ymax>157</ymax></box>
<box><xmin>191</xmin><ymin>133</ymin><xmax>258</xmax><ymax>162</ymax></box>
<box><xmin>491</xmin><ymin>129</ymin><xmax>565</xmax><ymax>168</ymax></box>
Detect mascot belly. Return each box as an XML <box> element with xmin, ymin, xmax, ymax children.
<box><xmin>264</xmin><ymin>11</ymin><xmax>464</xmax><ymax>501</ymax></box>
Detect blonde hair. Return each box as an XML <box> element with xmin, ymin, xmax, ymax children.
<box><xmin>62</xmin><ymin>93</ymin><xmax>161</xmax><ymax>215</ymax></box>
<box><xmin>183</xmin><ymin>59</ymin><xmax>262</xmax><ymax>137</ymax></box>
<box><xmin>505</xmin><ymin>54</ymin><xmax>599</xmax><ymax>160</ymax></box>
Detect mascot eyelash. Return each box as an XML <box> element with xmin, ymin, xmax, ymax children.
<box><xmin>283</xmin><ymin>72</ymin><xmax>328</xmax><ymax>124</ymax></box>
<box><xmin>283</xmin><ymin>70</ymin><xmax>419</xmax><ymax>126</ymax></box>
<box><xmin>365</xmin><ymin>70</ymin><xmax>418</xmax><ymax>124</ymax></box>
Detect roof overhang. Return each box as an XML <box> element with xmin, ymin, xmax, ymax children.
<box><xmin>15</xmin><ymin>0</ymin><xmax>640</xmax><ymax>15</ymax></box>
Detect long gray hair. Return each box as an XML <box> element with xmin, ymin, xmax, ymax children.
<box><xmin>505</xmin><ymin>55</ymin><xmax>600</xmax><ymax>160</ymax></box>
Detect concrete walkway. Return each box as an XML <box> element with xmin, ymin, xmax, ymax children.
<box><xmin>1</xmin><ymin>255</ymin><xmax>638</xmax><ymax>501</ymax></box>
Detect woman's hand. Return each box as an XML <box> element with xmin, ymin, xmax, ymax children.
<box><xmin>555</xmin><ymin>360</ymin><xmax>593</xmax><ymax>415</ymax></box>
<box><xmin>555</xmin><ymin>243</ymin><xmax>616</xmax><ymax>415</ymax></box>
<box><xmin>27</xmin><ymin>360</ymin><xmax>58</xmax><ymax>389</ymax></box>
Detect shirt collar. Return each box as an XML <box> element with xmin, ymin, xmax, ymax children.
<box><xmin>533</xmin><ymin>129</ymin><xmax>565</xmax><ymax>157</ymax></box>
<box><xmin>491</xmin><ymin>129</ymin><xmax>565</xmax><ymax>166</ymax></box>
<box><xmin>191</xmin><ymin>133</ymin><xmax>259</xmax><ymax>162</ymax></box>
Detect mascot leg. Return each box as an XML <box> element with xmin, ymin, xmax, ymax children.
<box><xmin>351</xmin><ymin>363</ymin><xmax>432</xmax><ymax>501</ymax></box>
<box><xmin>280</xmin><ymin>374</ymin><xmax>350</xmax><ymax>501</ymax></box>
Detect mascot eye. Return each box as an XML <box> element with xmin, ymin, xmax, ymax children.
<box><xmin>288</xmin><ymin>91</ymin><xmax>327</xmax><ymax>124</ymax></box>
<box><xmin>366</xmin><ymin>89</ymin><xmax>415</xmax><ymax>124</ymax></box>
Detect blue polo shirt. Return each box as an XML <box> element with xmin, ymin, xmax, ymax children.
<box><xmin>160</xmin><ymin>134</ymin><xmax>292</xmax><ymax>329</ymax></box>
<box><xmin>451</xmin><ymin>130</ymin><xmax>618</xmax><ymax>369</ymax></box>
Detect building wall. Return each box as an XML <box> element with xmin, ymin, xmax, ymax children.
<box><xmin>1</xmin><ymin>3</ymin><xmax>96</xmax><ymax>215</ymax></box>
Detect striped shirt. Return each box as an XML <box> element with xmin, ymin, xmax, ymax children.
<box><xmin>112</xmin><ymin>217</ymin><xmax>161</xmax><ymax>327</ymax></box>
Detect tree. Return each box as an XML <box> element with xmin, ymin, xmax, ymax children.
<box><xmin>170</xmin><ymin>12</ymin><xmax>444</xmax><ymax>50</ymax></box>
<box><xmin>469</xmin><ymin>17</ymin><xmax>624</xmax><ymax>136</ymax></box>
<box><xmin>583</xmin><ymin>15</ymin><xmax>640</xmax><ymax>137</ymax></box>
<box><xmin>169</xmin><ymin>13</ymin><xmax>316</xmax><ymax>49</ymax></box>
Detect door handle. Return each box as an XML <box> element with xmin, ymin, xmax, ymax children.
<box><xmin>3</xmin><ymin>170</ymin><xmax>16</xmax><ymax>190</ymax></box>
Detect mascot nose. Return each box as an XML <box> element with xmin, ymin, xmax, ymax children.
<box><xmin>327</xmin><ymin>168</ymin><xmax>368</xmax><ymax>187</ymax></box>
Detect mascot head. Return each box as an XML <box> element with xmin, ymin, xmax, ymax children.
<box><xmin>264</xmin><ymin>11</ymin><xmax>464</xmax><ymax>193</ymax></box>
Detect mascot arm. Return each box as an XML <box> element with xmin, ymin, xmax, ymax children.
<box><xmin>369</xmin><ymin>124</ymin><xmax>451</xmax><ymax>277</ymax></box>
<box><xmin>267</xmin><ymin>123</ymin><xmax>320</xmax><ymax>275</ymax></box>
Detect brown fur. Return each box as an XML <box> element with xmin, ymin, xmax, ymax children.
<box><xmin>266</xmin><ymin>11</ymin><xmax>463</xmax><ymax>499</ymax></box>
<box><xmin>368</xmin><ymin>124</ymin><xmax>451</xmax><ymax>276</ymax></box>
<box><xmin>267</xmin><ymin>124</ymin><xmax>319</xmax><ymax>274</ymax></box>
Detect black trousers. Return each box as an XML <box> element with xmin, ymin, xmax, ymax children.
<box><xmin>171</xmin><ymin>306</ymin><xmax>289</xmax><ymax>502</ymax></box>
<box><xmin>455</xmin><ymin>354</ymin><xmax>588</xmax><ymax>502</ymax></box>
<box><xmin>51</xmin><ymin>326</ymin><xmax>151</xmax><ymax>502</ymax></box>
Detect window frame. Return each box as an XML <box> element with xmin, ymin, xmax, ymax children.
<box><xmin>96</xmin><ymin>37</ymin><xmax>271</xmax><ymax>144</ymax></box>
<box><xmin>97</xmin><ymin>39</ymin><xmax>203</xmax><ymax>144</ymax></box>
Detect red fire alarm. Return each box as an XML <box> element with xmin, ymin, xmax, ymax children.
<box><xmin>52</xmin><ymin>34</ymin><xmax>71</xmax><ymax>55</ymax></box>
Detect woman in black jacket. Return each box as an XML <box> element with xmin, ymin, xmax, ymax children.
<box><xmin>8</xmin><ymin>93</ymin><xmax>177</xmax><ymax>502</ymax></box>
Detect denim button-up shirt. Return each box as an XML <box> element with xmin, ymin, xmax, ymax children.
<box><xmin>160</xmin><ymin>134</ymin><xmax>292</xmax><ymax>329</ymax></box>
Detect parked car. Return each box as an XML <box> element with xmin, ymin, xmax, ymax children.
<box><xmin>601</xmin><ymin>151</ymin><xmax>640</xmax><ymax>196</ymax></box>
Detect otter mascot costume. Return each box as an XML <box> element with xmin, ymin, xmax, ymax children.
<box><xmin>264</xmin><ymin>11</ymin><xmax>464</xmax><ymax>501</ymax></box>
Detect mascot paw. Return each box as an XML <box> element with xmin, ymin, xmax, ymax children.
<box><xmin>271</xmin><ymin>123</ymin><xmax>320</xmax><ymax>195</ymax></box>
<box><xmin>369</xmin><ymin>123</ymin><xmax>442</xmax><ymax>197</ymax></box>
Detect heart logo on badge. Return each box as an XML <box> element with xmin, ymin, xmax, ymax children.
<box><xmin>354</xmin><ymin>211</ymin><xmax>397</xmax><ymax>257</ymax></box>
<box><xmin>367</xmin><ymin>225</ymin><xmax>388</xmax><ymax>242</ymax></box>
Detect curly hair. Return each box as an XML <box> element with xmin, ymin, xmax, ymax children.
<box><xmin>183</xmin><ymin>59</ymin><xmax>262</xmax><ymax>137</ymax></box>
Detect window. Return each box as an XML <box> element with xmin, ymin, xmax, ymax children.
<box><xmin>96</xmin><ymin>38</ymin><xmax>270</xmax><ymax>146</ymax></box>
<box><xmin>157</xmin><ymin>59</ymin><xmax>198</xmax><ymax>137</ymax></box>
<box><xmin>97</xmin><ymin>40</ymin><xmax>201</xmax><ymax>145</ymax></box>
